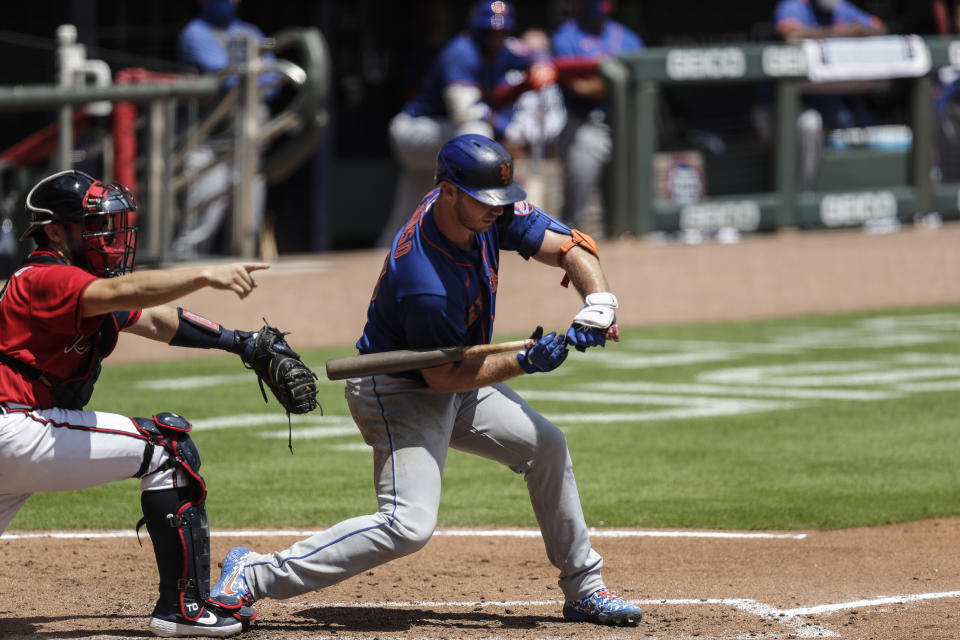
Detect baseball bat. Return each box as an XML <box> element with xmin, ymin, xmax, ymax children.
<box><xmin>325</xmin><ymin>339</ymin><xmax>534</xmax><ymax>380</ymax></box>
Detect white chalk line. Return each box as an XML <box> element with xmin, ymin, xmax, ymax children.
<box><xmin>0</xmin><ymin>527</ymin><xmax>806</xmax><ymax>541</ymax></box>
<box><xmin>780</xmin><ymin>588</ymin><xmax>960</xmax><ymax>616</ymax></box>
<box><xmin>277</xmin><ymin>590</ymin><xmax>960</xmax><ymax>639</ymax></box>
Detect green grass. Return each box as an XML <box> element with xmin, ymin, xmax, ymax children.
<box><xmin>9</xmin><ymin>304</ymin><xmax>960</xmax><ymax>532</ymax></box>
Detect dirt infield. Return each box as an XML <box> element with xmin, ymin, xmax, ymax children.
<box><xmin>2</xmin><ymin>519</ymin><xmax>959</xmax><ymax>639</ymax></box>
<box><xmin>3</xmin><ymin>224</ymin><xmax>960</xmax><ymax>639</ymax></box>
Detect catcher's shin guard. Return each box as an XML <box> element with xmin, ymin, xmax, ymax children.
<box><xmin>140</xmin><ymin>488</ymin><xmax>211</xmax><ymax>603</ymax></box>
<box><xmin>135</xmin><ymin>414</ymin><xmax>213</xmax><ymax>604</ymax></box>
<box><xmin>142</xmin><ymin>489</ymin><xmax>255</xmax><ymax>634</ymax></box>
<box><xmin>135</xmin><ymin>413</ymin><xmax>256</xmax><ymax>630</ymax></box>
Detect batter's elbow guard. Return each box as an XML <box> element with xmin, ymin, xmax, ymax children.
<box><xmin>557</xmin><ymin>229</ymin><xmax>600</xmax><ymax>288</ymax></box>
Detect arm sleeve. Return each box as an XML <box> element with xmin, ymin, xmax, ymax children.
<box><xmin>499</xmin><ymin>201</ymin><xmax>571</xmax><ymax>259</ymax></box>
<box><xmin>113</xmin><ymin>309</ymin><xmax>143</xmax><ymax>330</ymax></box>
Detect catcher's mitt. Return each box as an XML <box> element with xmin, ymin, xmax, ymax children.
<box><xmin>240</xmin><ymin>321</ymin><xmax>319</xmax><ymax>416</ymax></box>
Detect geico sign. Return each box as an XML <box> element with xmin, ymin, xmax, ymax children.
<box><xmin>666</xmin><ymin>48</ymin><xmax>747</xmax><ymax>80</ymax></box>
<box><xmin>762</xmin><ymin>46</ymin><xmax>807</xmax><ymax>77</ymax></box>
<box><xmin>680</xmin><ymin>200</ymin><xmax>761</xmax><ymax>231</ymax></box>
<box><xmin>949</xmin><ymin>41</ymin><xmax>960</xmax><ymax>68</ymax></box>
<box><xmin>820</xmin><ymin>192</ymin><xmax>897</xmax><ymax>227</ymax></box>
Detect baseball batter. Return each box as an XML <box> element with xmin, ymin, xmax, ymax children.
<box><xmin>0</xmin><ymin>170</ymin><xmax>284</xmax><ymax>637</ymax></box>
<box><xmin>211</xmin><ymin>134</ymin><xmax>642</xmax><ymax>627</ymax></box>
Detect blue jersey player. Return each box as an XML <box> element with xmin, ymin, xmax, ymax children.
<box><xmin>381</xmin><ymin>0</ymin><xmax>556</xmax><ymax>247</ymax></box>
<box><xmin>551</xmin><ymin>0</ymin><xmax>644</xmax><ymax>229</ymax></box>
<box><xmin>211</xmin><ymin>134</ymin><xmax>642</xmax><ymax>627</ymax></box>
<box><xmin>770</xmin><ymin>0</ymin><xmax>887</xmax><ymax>190</ymax></box>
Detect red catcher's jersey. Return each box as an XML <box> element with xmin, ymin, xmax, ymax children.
<box><xmin>0</xmin><ymin>249</ymin><xmax>141</xmax><ymax>407</ymax></box>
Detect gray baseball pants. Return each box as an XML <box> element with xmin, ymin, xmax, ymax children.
<box><xmin>242</xmin><ymin>374</ymin><xmax>606</xmax><ymax>602</ymax></box>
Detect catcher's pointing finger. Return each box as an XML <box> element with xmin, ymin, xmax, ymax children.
<box><xmin>204</xmin><ymin>263</ymin><xmax>270</xmax><ymax>299</ymax></box>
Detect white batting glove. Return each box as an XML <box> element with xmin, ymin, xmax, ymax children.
<box><xmin>566</xmin><ymin>292</ymin><xmax>619</xmax><ymax>351</ymax></box>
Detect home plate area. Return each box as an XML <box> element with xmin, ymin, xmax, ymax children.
<box><xmin>1</xmin><ymin>520</ymin><xmax>958</xmax><ymax>639</ymax></box>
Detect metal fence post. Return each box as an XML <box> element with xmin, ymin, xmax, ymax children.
<box><xmin>633</xmin><ymin>80</ymin><xmax>659</xmax><ymax>234</ymax></box>
<box><xmin>602</xmin><ymin>58</ymin><xmax>631</xmax><ymax>235</ymax></box>
<box><xmin>232</xmin><ymin>33</ymin><xmax>261</xmax><ymax>259</ymax></box>
<box><xmin>56</xmin><ymin>25</ymin><xmax>78</xmax><ymax>171</ymax></box>
<box><xmin>911</xmin><ymin>73</ymin><xmax>934</xmax><ymax>213</ymax></box>
<box><xmin>146</xmin><ymin>99</ymin><xmax>167</xmax><ymax>261</ymax></box>
<box><xmin>774</xmin><ymin>79</ymin><xmax>800</xmax><ymax>228</ymax></box>
<box><xmin>160</xmin><ymin>99</ymin><xmax>177</xmax><ymax>264</ymax></box>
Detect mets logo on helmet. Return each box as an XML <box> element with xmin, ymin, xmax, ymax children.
<box><xmin>499</xmin><ymin>162</ymin><xmax>511</xmax><ymax>185</ymax></box>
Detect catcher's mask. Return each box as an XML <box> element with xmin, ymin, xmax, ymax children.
<box><xmin>24</xmin><ymin>169</ymin><xmax>138</xmax><ymax>278</ymax></box>
<box><xmin>435</xmin><ymin>134</ymin><xmax>526</xmax><ymax>227</ymax></box>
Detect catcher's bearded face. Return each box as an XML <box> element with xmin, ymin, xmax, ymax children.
<box><xmin>57</xmin><ymin>221</ymin><xmax>90</xmax><ymax>270</ymax></box>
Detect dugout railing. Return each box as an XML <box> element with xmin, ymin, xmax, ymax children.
<box><xmin>0</xmin><ymin>24</ymin><xmax>329</xmax><ymax>264</ymax></box>
<box><xmin>602</xmin><ymin>36</ymin><xmax>960</xmax><ymax>237</ymax></box>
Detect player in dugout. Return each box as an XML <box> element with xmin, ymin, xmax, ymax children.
<box><xmin>210</xmin><ymin>134</ymin><xmax>643</xmax><ymax>627</ymax></box>
<box><xmin>381</xmin><ymin>0</ymin><xmax>558</xmax><ymax>248</ymax></box>
<box><xmin>773</xmin><ymin>0</ymin><xmax>888</xmax><ymax>190</ymax></box>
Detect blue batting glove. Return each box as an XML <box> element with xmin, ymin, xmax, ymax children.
<box><xmin>518</xmin><ymin>331</ymin><xmax>569</xmax><ymax>374</ymax></box>
<box><xmin>565</xmin><ymin>324</ymin><xmax>606</xmax><ymax>352</ymax></box>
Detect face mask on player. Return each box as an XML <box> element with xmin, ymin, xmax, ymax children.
<box><xmin>80</xmin><ymin>181</ymin><xmax>138</xmax><ymax>278</ymax></box>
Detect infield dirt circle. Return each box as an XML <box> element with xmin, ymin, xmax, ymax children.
<box><xmin>2</xmin><ymin>225</ymin><xmax>959</xmax><ymax>639</ymax></box>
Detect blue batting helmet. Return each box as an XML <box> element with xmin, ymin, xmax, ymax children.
<box><xmin>468</xmin><ymin>1</ymin><xmax>517</xmax><ymax>33</ymax></box>
<box><xmin>435</xmin><ymin>134</ymin><xmax>526</xmax><ymax>207</ymax></box>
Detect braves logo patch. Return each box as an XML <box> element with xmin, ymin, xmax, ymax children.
<box><xmin>64</xmin><ymin>334</ymin><xmax>91</xmax><ymax>355</ymax></box>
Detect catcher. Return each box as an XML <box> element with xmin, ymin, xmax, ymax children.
<box><xmin>0</xmin><ymin>170</ymin><xmax>317</xmax><ymax>637</ymax></box>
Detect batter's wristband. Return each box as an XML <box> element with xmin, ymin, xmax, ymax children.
<box><xmin>169</xmin><ymin>307</ymin><xmax>236</xmax><ymax>351</ymax></box>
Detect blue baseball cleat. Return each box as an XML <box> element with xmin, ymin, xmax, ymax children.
<box><xmin>562</xmin><ymin>588</ymin><xmax>643</xmax><ymax>626</ymax></box>
<box><xmin>210</xmin><ymin>546</ymin><xmax>255</xmax><ymax>607</ymax></box>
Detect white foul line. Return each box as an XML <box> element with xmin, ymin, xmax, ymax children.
<box><xmin>0</xmin><ymin>527</ymin><xmax>806</xmax><ymax>541</ymax></box>
<box><xmin>780</xmin><ymin>589</ymin><xmax>960</xmax><ymax>616</ymax></box>
<box><xmin>279</xmin><ymin>590</ymin><xmax>960</xmax><ymax>639</ymax></box>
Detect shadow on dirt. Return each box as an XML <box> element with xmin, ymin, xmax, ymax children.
<box><xmin>0</xmin><ymin>614</ymin><xmax>146</xmax><ymax>639</ymax></box>
<box><xmin>272</xmin><ymin>605</ymin><xmax>558</xmax><ymax>633</ymax></box>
